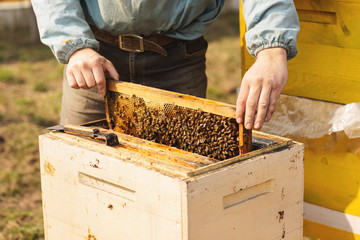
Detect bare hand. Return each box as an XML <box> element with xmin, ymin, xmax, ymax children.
<box><xmin>236</xmin><ymin>47</ymin><xmax>288</xmax><ymax>130</ymax></box>
<box><xmin>66</xmin><ymin>48</ymin><xmax>119</xmax><ymax>97</ymax></box>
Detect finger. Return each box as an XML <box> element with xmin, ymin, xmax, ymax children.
<box><xmin>244</xmin><ymin>87</ymin><xmax>261</xmax><ymax>130</ymax></box>
<box><xmin>82</xmin><ymin>67</ymin><xmax>96</xmax><ymax>89</ymax></box>
<box><xmin>66</xmin><ymin>72</ymin><xmax>80</xmax><ymax>89</ymax></box>
<box><xmin>72</xmin><ymin>70</ymin><xmax>88</xmax><ymax>90</ymax></box>
<box><xmin>236</xmin><ymin>83</ymin><xmax>250</xmax><ymax>124</ymax></box>
<box><xmin>254</xmin><ymin>86</ymin><xmax>271</xmax><ymax>129</ymax></box>
<box><xmin>103</xmin><ymin>59</ymin><xmax>119</xmax><ymax>81</ymax></box>
<box><xmin>265</xmin><ymin>90</ymin><xmax>280</xmax><ymax>122</ymax></box>
<box><xmin>92</xmin><ymin>63</ymin><xmax>106</xmax><ymax>97</ymax></box>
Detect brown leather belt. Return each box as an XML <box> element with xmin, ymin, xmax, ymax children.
<box><xmin>90</xmin><ymin>25</ymin><xmax>175</xmax><ymax>56</ymax></box>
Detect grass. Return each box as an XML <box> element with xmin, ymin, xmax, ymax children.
<box><xmin>0</xmin><ymin>31</ymin><xmax>62</xmax><ymax>239</ymax></box>
<box><xmin>205</xmin><ymin>11</ymin><xmax>241</xmax><ymax>105</ymax></box>
<box><xmin>0</xmin><ymin>68</ymin><xmax>16</xmax><ymax>83</ymax></box>
<box><xmin>206</xmin><ymin>37</ymin><xmax>241</xmax><ymax>104</ymax></box>
<box><xmin>0</xmin><ymin>208</ymin><xmax>43</xmax><ymax>240</ymax></box>
<box><xmin>32</xmin><ymin>79</ymin><xmax>48</xmax><ymax>92</ymax></box>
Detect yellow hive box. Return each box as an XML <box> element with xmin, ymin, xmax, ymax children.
<box><xmin>240</xmin><ymin>1</ymin><xmax>360</xmax><ymax>238</ymax></box>
<box><xmin>241</xmin><ymin>0</ymin><xmax>360</xmax><ymax>104</ymax></box>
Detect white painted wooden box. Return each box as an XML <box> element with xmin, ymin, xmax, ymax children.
<box><xmin>39</xmin><ymin>128</ymin><xmax>304</xmax><ymax>240</ymax></box>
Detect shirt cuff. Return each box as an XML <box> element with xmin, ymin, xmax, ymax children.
<box><xmin>56</xmin><ymin>38</ymin><xmax>100</xmax><ymax>64</ymax></box>
<box><xmin>246</xmin><ymin>35</ymin><xmax>298</xmax><ymax>61</ymax></box>
<box><xmin>250</xmin><ymin>41</ymin><xmax>298</xmax><ymax>61</ymax></box>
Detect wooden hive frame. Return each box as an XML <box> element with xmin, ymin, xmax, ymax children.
<box><xmin>106</xmin><ymin>80</ymin><xmax>258</xmax><ymax>159</ymax></box>
<box><xmin>101</xmin><ymin>79</ymin><xmax>291</xmax><ymax>177</ymax></box>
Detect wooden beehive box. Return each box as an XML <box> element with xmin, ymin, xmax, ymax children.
<box><xmin>39</xmin><ymin>124</ymin><xmax>304</xmax><ymax>240</ymax></box>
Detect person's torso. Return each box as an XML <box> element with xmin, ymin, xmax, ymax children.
<box><xmin>82</xmin><ymin>0</ymin><xmax>223</xmax><ymax>40</ymax></box>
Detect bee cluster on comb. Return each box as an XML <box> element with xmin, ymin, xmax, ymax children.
<box><xmin>108</xmin><ymin>93</ymin><xmax>240</xmax><ymax>160</ymax></box>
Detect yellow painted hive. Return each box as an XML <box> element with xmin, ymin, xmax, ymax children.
<box><xmin>239</xmin><ymin>0</ymin><xmax>360</xmax><ymax>239</ymax></box>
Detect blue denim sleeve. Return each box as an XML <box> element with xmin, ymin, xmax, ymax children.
<box><xmin>31</xmin><ymin>0</ymin><xmax>99</xmax><ymax>64</ymax></box>
<box><xmin>242</xmin><ymin>0</ymin><xmax>300</xmax><ymax>60</ymax></box>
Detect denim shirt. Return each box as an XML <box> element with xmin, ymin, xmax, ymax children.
<box><xmin>31</xmin><ymin>0</ymin><xmax>299</xmax><ymax>64</ymax></box>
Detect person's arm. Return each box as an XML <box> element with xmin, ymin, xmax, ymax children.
<box><xmin>31</xmin><ymin>0</ymin><xmax>118</xmax><ymax>97</ymax></box>
<box><xmin>237</xmin><ymin>0</ymin><xmax>300</xmax><ymax>130</ymax></box>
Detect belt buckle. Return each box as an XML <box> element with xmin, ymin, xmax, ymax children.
<box><xmin>118</xmin><ymin>34</ymin><xmax>144</xmax><ymax>53</ymax></box>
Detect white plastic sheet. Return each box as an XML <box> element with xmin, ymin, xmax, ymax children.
<box><xmin>329</xmin><ymin>102</ymin><xmax>360</xmax><ymax>139</ymax></box>
<box><xmin>261</xmin><ymin>95</ymin><xmax>360</xmax><ymax>139</ymax></box>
